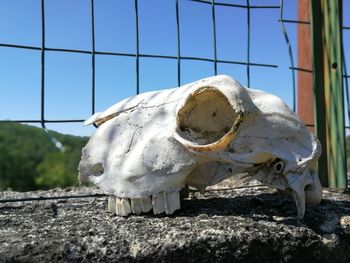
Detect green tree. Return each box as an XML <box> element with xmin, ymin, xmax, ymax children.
<box><xmin>0</xmin><ymin>122</ymin><xmax>88</xmax><ymax>191</ymax></box>
<box><xmin>35</xmin><ymin>151</ymin><xmax>78</xmax><ymax>189</ymax></box>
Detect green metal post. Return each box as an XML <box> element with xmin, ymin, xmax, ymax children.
<box><xmin>310</xmin><ymin>0</ymin><xmax>347</xmax><ymax>189</ymax></box>
<box><xmin>310</xmin><ymin>0</ymin><xmax>328</xmax><ymax>187</ymax></box>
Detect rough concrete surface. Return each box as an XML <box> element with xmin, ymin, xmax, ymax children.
<box><xmin>0</xmin><ymin>184</ymin><xmax>349</xmax><ymax>263</ymax></box>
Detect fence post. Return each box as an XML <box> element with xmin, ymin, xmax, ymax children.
<box><xmin>297</xmin><ymin>0</ymin><xmax>314</xmax><ymax>131</ymax></box>
<box><xmin>310</xmin><ymin>0</ymin><xmax>347</xmax><ymax>189</ymax></box>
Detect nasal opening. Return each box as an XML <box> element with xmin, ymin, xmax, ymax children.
<box><xmin>92</xmin><ymin>162</ymin><xmax>104</xmax><ymax>177</ymax></box>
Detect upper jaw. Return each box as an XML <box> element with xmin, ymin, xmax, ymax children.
<box><xmin>77</xmin><ymin>162</ymin><xmax>91</xmax><ymax>183</ymax></box>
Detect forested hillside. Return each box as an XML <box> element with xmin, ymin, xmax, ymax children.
<box><xmin>0</xmin><ymin>122</ymin><xmax>88</xmax><ymax>191</ymax></box>
<box><xmin>0</xmin><ymin>122</ymin><xmax>349</xmax><ymax>192</ymax></box>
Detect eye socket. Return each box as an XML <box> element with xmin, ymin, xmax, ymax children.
<box><xmin>273</xmin><ymin>159</ymin><xmax>285</xmax><ymax>174</ymax></box>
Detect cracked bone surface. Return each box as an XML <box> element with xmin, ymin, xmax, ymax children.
<box><xmin>78</xmin><ymin>75</ymin><xmax>322</xmax><ymax>219</ymax></box>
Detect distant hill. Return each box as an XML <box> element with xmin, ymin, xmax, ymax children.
<box><xmin>1</xmin><ymin>122</ymin><xmax>349</xmax><ymax>192</ymax></box>
<box><xmin>0</xmin><ymin>122</ymin><xmax>88</xmax><ymax>191</ymax></box>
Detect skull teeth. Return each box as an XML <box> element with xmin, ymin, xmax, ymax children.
<box><xmin>116</xmin><ymin>198</ymin><xmax>132</xmax><ymax>216</ymax></box>
<box><xmin>140</xmin><ymin>197</ymin><xmax>153</xmax><ymax>213</ymax></box>
<box><xmin>152</xmin><ymin>193</ymin><xmax>166</xmax><ymax>215</ymax></box>
<box><xmin>108</xmin><ymin>195</ymin><xmax>116</xmax><ymax>214</ymax></box>
<box><xmin>108</xmin><ymin>190</ymin><xmax>181</xmax><ymax>216</ymax></box>
<box><xmin>165</xmin><ymin>191</ymin><xmax>181</xmax><ymax>215</ymax></box>
<box><xmin>130</xmin><ymin>198</ymin><xmax>143</xmax><ymax>215</ymax></box>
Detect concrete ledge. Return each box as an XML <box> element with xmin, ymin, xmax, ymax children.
<box><xmin>0</xmin><ymin>186</ymin><xmax>349</xmax><ymax>262</ymax></box>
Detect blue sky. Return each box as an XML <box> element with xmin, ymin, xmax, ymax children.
<box><xmin>0</xmin><ymin>0</ymin><xmax>349</xmax><ymax>136</ymax></box>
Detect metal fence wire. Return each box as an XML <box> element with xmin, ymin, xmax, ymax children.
<box><xmin>0</xmin><ymin>0</ymin><xmax>349</xmax><ymax>203</ymax></box>
<box><xmin>0</xmin><ymin>0</ymin><xmax>287</xmax><ymax>128</ymax></box>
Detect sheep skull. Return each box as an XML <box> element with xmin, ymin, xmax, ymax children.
<box><xmin>78</xmin><ymin>75</ymin><xmax>322</xmax><ymax>218</ymax></box>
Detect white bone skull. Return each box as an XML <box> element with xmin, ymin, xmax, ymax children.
<box><xmin>78</xmin><ymin>75</ymin><xmax>322</xmax><ymax>218</ymax></box>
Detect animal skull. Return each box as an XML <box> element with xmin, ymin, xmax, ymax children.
<box><xmin>78</xmin><ymin>75</ymin><xmax>322</xmax><ymax>218</ymax></box>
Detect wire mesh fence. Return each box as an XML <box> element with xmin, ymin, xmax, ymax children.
<box><xmin>0</xmin><ymin>0</ymin><xmax>287</xmax><ymax>128</ymax></box>
<box><xmin>0</xmin><ymin>0</ymin><xmax>349</xmax><ymax>201</ymax></box>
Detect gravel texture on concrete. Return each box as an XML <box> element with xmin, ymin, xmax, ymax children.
<box><xmin>0</xmin><ymin>185</ymin><xmax>349</xmax><ymax>263</ymax></box>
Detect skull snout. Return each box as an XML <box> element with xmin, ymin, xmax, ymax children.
<box><xmin>78</xmin><ymin>147</ymin><xmax>105</xmax><ymax>182</ymax></box>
